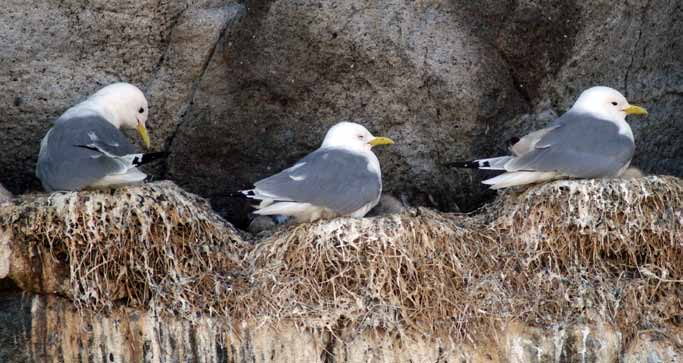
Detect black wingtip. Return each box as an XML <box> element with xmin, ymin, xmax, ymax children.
<box><xmin>229</xmin><ymin>190</ymin><xmax>252</xmax><ymax>199</ymax></box>
<box><xmin>447</xmin><ymin>160</ymin><xmax>481</xmax><ymax>169</ymax></box>
<box><xmin>133</xmin><ymin>152</ymin><xmax>171</xmax><ymax>166</ymax></box>
<box><xmin>141</xmin><ymin>151</ymin><xmax>171</xmax><ymax>164</ymax></box>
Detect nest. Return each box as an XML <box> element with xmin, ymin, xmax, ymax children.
<box><xmin>494</xmin><ymin>176</ymin><xmax>683</xmax><ymax>333</ymax></box>
<box><xmin>239</xmin><ymin>210</ymin><xmax>498</xmax><ymax>336</ymax></box>
<box><xmin>1</xmin><ymin>177</ymin><xmax>682</xmax><ymax>340</ymax></box>
<box><xmin>238</xmin><ymin>176</ymin><xmax>683</xmax><ymax>339</ymax></box>
<box><xmin>0</xmin><ymin>181</ymin><xmax>249</xmax><ymax>319</ymax></box>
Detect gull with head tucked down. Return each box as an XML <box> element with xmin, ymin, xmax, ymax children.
<box><xmin>240</xmin><ymin>122</ymin><xmax>395</xmax><ymax>222</ymax></box>
<box><xmin>36</xmin><ymin>83</ymin><xmax>168</xmax><ymax>192</ymax></box>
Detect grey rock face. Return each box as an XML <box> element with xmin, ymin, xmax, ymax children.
<box><xmin>0</xmin><ymin>291</ymin><xmax>31</xmax><ymax>362</ymax></box>
<box><xmin>0</xmin><ymin>0</ymin><xmax>681</xmax><ymax>228</ymax></box>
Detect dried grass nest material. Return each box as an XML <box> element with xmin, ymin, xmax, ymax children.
<box><xmin>0</xmin><ymin>181</ymin><xmax>250</xmax><ymax>318</ymax></box>
<box><xmin>495</xmin><ymin>176</ymin><xmax>683</xmax><ymax>277</ymax></box>
<box><xmin>241</xmin><ymin>176</ymin><xmax>683</xmax><ymax>337</ymax></box>
<box><xmin>1</xmin><ymin>177</ymin><xmax>682</xmax><ymax>339</ymax></box>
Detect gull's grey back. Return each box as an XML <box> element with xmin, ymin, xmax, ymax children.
<box><xmin>36</xmin><ymin>115</ymin><xmax>137</xmax><ymax>191</ymax></box>
<box><xmin>254</xmin><ymin>148</ymin><xmax>382</xmax><ymax>214</ymax></box>
<box><xmin>508</xmin><ymin>112</ymin><xmax>635</xmax><ymax>178</ymax></box>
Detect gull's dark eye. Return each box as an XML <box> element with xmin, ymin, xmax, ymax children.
<box><xmin>138</xmin><ymin>107</ymin><xmax>145</xmax><ymax>114</ymax></box>
<box><xmin>611</xmin><ymin>102</ymin><xmax>618</xmax><ymax>106</ymax></box>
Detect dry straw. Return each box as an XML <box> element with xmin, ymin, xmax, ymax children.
<box><xmin>0</xmin><ymin>181</ymin><xmax>249</xmax><ymax>320</ymax></box>
<box><xmin>1</xmin><ymin>177</ymin><xmax>681</xmax><ymax>339</ymax></box>
<box><xmin>240</xmin><ymin>176</ymin><xmax>683</xmax><ymax>339</ymax></box>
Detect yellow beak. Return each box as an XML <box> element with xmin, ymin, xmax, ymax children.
<box><xmin>368</xmin><ymin>136</ymin><xmax>395</xmax><ymax>147</ymax></box>
<box><xmin>623</xmin><ymin>104</ymin><xmax>648</xmax><ymax>116</ymax></box>
<box><xmin>137</xmin><ymin>121</ymin><xmax>151</xmax><ymax>149</ymax></box>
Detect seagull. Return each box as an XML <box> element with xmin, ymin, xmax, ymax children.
<box><xmin>239</xmin><ymin>121</ymin><xmax>395</xmax><ymax>222</ymax></box>
<box><xmin>451</xmin><ymin>86</ymin><xmax>648</xmax><ymax>189</ymax></box>
<box><xmin>36</xmin><ymin>83</ymin><xmax>168</xmax><ymax>192</ymax></box>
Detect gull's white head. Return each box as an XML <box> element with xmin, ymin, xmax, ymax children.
<box><xmin>571</xmin><ymin>86</ymin><xmax>648</xmax><ymax>121</ymax></box>
<box><xmin>88</xmin><ymin>83</ymin><xmax>151</xmax><ymax>148</ymax></box>
<box><xmin>320</xmin><ymin>122</ymin><xmax>394</xmax><ymax>152</ymax></box>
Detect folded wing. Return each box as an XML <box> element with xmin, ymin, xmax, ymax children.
<box><xmin>249</xmin><ymin>148</ymin><xmax>381</xmax><ymax>215</ymax></box>
<box><xmin>506</xmin><ymin>112</ymin><xmax>635</xmax><ymax>178</ymax></box>
<box><xmin>37</xmin><ymin>115</ymin><xmax>145</xmax><ymax>191</ymax></box>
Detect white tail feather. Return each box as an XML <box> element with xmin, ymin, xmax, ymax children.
<box><xmin>482</xmin><ymin>171</ymin><xmax>559</xmax><ymax>189</ymax></box>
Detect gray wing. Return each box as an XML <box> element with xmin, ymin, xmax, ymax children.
<box><xmin>506</xmin><ymin>112</ymin><xmax>635</xmax><ymax>178</ymax></box>
<box><xmin>36</xmin><ymin>115</ymin><xmax>138</xmax><ymax>191</ymax></box>
<box><xmin>253</xmin><ymin>148</ymin><xmax>381</xmax><ymax>214</ymax></box>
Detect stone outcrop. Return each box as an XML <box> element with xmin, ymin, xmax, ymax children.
<box><xmin>2</xmin><ymin>293</ymin><xmax>682</xmax><ymax>363</ymax></box>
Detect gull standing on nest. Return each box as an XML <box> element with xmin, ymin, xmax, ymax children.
<box><xmin>36</xmin><ymin>83</ymin><xmax>168</xmax><ymax>192</ymax></box>
<box><xmin>239</xmin><ymin>122</ymin><xmax>395</xmax><ymax>222</ymax></box>
<box><xmin>451</xmin><ymin>86</ymin><xmax>648</xmax><ymax>189</ymax></box>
